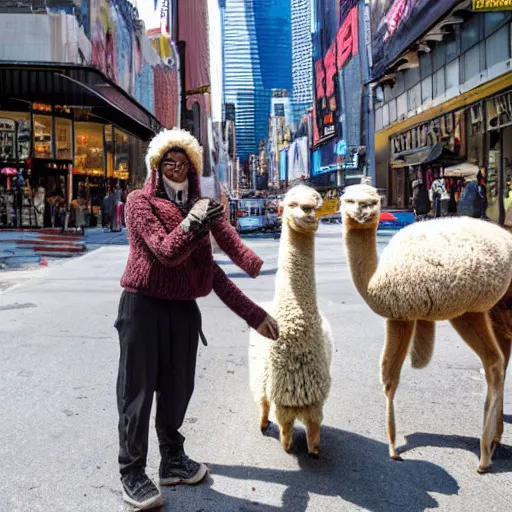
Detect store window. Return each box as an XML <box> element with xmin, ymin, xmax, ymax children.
<box><xmin>33</xmin><ymin>115</ymin><xmax>53</xmax><ymax>159</ymax></box>
<box><xmin>0</xmin><ymin>111</ymin><xmax>30</xmax><ymax>162</ymax></box>
<box><xmin>55</xmin><ymin>117</ymin><xmax>72</xmax><ymax>160</ymax></box>
<box><xmin>420</xmin><ymin>52</ymin><xmax>432</xmax><ymax>79</ymax></box>
<box><xmin>486</xmin><ymin>25</ymin><xmax>510</xmax><ymax>69</ymax></box>
<box><xmin>114</xmin><ymin>129</ymin><xmax>130</xmax><ymax>181</ymax></box>
<box><xmin>105</xmin><ymin>125</ymin><xmax>114</xmax><ymax>178</ymax></box>
<box><xmin>433</xmin><ymin>44</ymin><xmax>446</xmax><ymax>72</ymax></box>
<box><xmin>74</xmin><ymin>122</ymin><xmax>105</xmax><ymax>177</ymax></box>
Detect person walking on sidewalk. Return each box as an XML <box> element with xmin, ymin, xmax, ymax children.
<box><xmin>115</xmin><ymin>128</ymin><xmax>279</xmax><ymax>510</ymax></box>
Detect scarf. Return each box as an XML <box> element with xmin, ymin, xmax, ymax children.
<box><xmin>162</xmin><ymin>174</ymin><xmax>189</xmax><ymax>207</ymax></box>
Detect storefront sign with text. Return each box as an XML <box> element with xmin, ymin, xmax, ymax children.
<box><xmin>472</xmin><ymin>0</ymin><xmax>512</xmax><ymax>11</ymax></box>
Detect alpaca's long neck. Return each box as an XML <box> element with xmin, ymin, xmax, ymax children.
<box><xmin>274</xmin><ymin>224</ymin><xmax>318</xmax><ymax>316</ymax></box>
<box><xmin>344</xmin><ymin>227</ymin><xmax>378</xmax><ymax>307</ymax></box>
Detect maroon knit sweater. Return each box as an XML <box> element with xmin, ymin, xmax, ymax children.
<box><xmin>120</xmin><ymin>171</ymin><xmax>267</xmax><ymax>330</ymax></box>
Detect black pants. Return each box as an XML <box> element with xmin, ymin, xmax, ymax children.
<box><xmin>115</xmin><ymin>291</ymin><xmax>201</xmax><ymax>476</ymax></box>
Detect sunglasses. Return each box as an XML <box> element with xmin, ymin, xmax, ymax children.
<box><xmin>161</xmin><ymin>159</ymin><xmax>189</xmax><ymax>170</ymax></box>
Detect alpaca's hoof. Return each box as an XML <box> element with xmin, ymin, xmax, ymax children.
<box><xmin>308</xmin><ymin>447</ymin><xmax>320</xmax><ymax>459</ymax></box>
<box><xmin>282</xmin><ymin>442</ymin><xmax>293</xmax><ymax>454</ymax></box>
<box><xmin>390</xmin><ymin>454</ymin><xmax>403</xmax><ymax>461</ymax></box>
<box><xmin>260</xmin><ymin>421</ymin><xmax>270</xmax><ymax>433</ymax></box>
<box><xmin>477</xmin><ymin>464</ymin><xmax>492</xmax><ymax>474</ymax></box>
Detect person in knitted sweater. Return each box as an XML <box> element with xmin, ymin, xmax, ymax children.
<box><xmin>115</xmin><ymin>128</ymin><xmax>278</xmax><ymax>511</ymax></box>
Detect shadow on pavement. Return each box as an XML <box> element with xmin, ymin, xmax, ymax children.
<box><xmin>201</xmin><ymin>424</ymin><xmax>459</xmax><ymax>512</ymax></box>
<box><xmin>400</xmin><ymin>432</ymin><xmax>512</xmax><ymax>473</ymax></box>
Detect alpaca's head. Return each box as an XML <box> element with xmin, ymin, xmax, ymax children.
<box><xmin>282</xmin><ymin>185</ymin><xmax>322</xmax><ymax>234</ymax></box>
<box><xmin>340</xmin><ymin>185</ymin><xmax>381</xmax><ymax>230</ymax></box>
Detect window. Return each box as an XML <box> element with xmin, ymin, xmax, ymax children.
<box><xmin>408</xmin><ymin>83</ymin><xmax>421</xmax><ymax>111</ymax></box>
<box><xmin>445</xmin><ymin>58</ymin><xmax>459</xmax><ymax>91</ymax></box>
<box><xmin>115</xmin><ymin>129</ymin><xmax>130</xmax><ymax>181</ymax></box>
<box><xmin>421</xmin><ymin>76</ymin><xmax>432</xmax><ymax>104</ymax></box>
<box><xmin>105</xmin><ymin>126</ymin><xmax>114</xmax><ymax>178</ymax></box>
<box><xmin>485</xmin><ymin>11</ymin><xmax>510</xmax><ymax>37</ymax></box>
<box><xmin>55</xmin><ymin>117</ymin><xmax>72</xmax><ymax>160</ymax></box>
<box><xmin>0</xmin><ymin>111</ymin><xmax>30</xmax><ymax>162</ymax></box>
<box><xmin>382</xmin><ymin>103</ymin><xmax>389</xmax><ymax>127</ymax></box>
<box><xmin>375</xmin><ymin>107</ymin><xmax>383</xmax><ymax>131</ymax></box>
<box><xmin>446</xmin><ymin>37</ymin><xmax>458</xmax><ymax>63</ymax></box>
<box><xmin>274</xmin><ymin>103</ymin><xmax>285</xmax><ymax>117</ymax></box>
<box><xmin>433</xmin><ymin>44</ymin><xmax>446</xmax><ymax>71</ymax></box>
<box><xmin>420</xmin><ymin>52</ymin><xmax>432</xmax><ymax>79</ymax></box>
<box><xmin>33</xmin><ymin>115</ymin><xmax>53</xmax><ymax>159</ymax></box>
<box><xmin>433</xmin><ymin>68</ymin><xmax>445</xmax><ymax>98</ymax></box>
<box><xmin>461</xmin><ymin>15</ymin><xmax>481</xmax><ymax>53</ymax></box>
<box><xmin>464</xmin><ymin>44</ymin><xmax>481</xmax><ymax>82</ymax></box>
<box><xmin>394</xmin><ymin>72</ymin><xmax>405</xmax><ymax>96</ymax></box>
<box><xmin>384</xmin><ymin>85</ymin><xmax>394</xmax><ymax>103</ymax></box>
<box><xmin>486</xmin><ymin>25</ymin><xmax>510</xmax><ymax>69</ymax></box>
<box><xmin>397</xmin><ymin>93</ymin><xmax>407</xmax><ymax>119</ymax></box>
<box><xmin>405</xmin><ymin>67</ymin><xmax>420</xmax><ymax>89</ymax></box>
<box><xmin>389</xmin><ymin>99</ymin><xmax>397</xmax><ymax>124</ymax></box>
<box><xmin>74</xmin><ymin>122</ymin><xmax>104</xmax><ymax>176</ymax></box>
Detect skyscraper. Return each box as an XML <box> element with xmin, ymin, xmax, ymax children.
<box><xmin>291</xmin><ymin>0</ymin><xmax>313</xmax><ymax>124</ymax></box>
<box><xmin>223</xmin><ymin>0</ymin><xmax>292</xmax><ymax>162</ymax></box>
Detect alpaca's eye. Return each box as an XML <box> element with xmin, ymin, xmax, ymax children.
<box><xmin>289</xmin><ymin>202</ymin><xmax>298</xmax><ymax>208</ymax></box>
<box><xmin>345</xmin><ymin>199</ymin><xmax>355</xmax><ymax>204</ymax></box>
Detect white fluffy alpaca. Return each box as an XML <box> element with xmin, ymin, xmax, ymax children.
<box><xmin>249</xmin><ymin>185</ymin><xmax>333</xmax><ymax>456</ymax></box>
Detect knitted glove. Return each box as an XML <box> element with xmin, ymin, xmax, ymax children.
<box><xmin>181</xmin><ymin>198</ymin><xmax>224</xmax><ymax>233</ymax></box>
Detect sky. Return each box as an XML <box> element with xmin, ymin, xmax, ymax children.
<box><xmin>130</xmin><ymin>0</ymin><xmax>162</xmax><ymax>31</ymax></box>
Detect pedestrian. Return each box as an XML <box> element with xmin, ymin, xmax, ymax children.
<box><xmin>115</xmin><ymin>128</ymin><xmax>279</xmax><ymax>510</ymax></box>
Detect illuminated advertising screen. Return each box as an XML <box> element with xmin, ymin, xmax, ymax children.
<box><xmin>370</xmin><ymin>0</ymin><xmax>460</xmax><ymax>80</ymax></box>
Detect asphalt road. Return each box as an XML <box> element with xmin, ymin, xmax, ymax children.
<box><xmin>0</xmin><ymin>224</ymin><xmax>511</xmax><ymax>512</ymax></box>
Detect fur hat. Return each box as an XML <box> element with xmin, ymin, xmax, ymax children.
<box><xmin>145</xmin><ymin>128</ymin><xmax>203</xmax><ymax>177</ymax></box>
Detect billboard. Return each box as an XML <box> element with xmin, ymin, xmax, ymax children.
<box><xmin>472</xmin><ymin>0</ymin><xmax>512</xmax><ymax>11</ymax></box>
<box><xmin>313</xmin><ymin>6</ymin><xmax>359</xmax><ymax>146</ymax></box>
<box><xmin>370</xmin><ymin>0</ymin><xmax>460</xmax><ymax>80</ymax></box>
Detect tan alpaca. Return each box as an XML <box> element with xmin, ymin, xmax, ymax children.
<box><xmin>249</xmin><ymin>185</ymin><xmax>333</xmax><ymax>456</ymax></box>
<box><xmin>340</xmin><ymin>184</ymin><xmax>512</xmax><ymax>473</ymax></box>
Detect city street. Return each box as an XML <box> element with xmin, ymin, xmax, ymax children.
<box><xmin>1</xmin><ymin>224</ymin><xmax>512</xmax><ymax>512</ymax></box>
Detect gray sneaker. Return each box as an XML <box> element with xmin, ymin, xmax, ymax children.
<box><xmin>121</xmin><ymin>470</ymin><xmax>163</xmax><ymax>510</ymax></box>
<box><xmin>159</xmin><ymin>454</ymin><xmax>208</xmax><ymax>486</ymax></box>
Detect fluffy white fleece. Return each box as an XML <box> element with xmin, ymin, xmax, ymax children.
<box><xmin>249</xmin><ymin>186</ymin><xmax>333</xmax><ymax>408</ymax></box>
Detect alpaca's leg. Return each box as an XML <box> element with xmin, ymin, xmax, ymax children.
<box><xmin>275</xmin><ymin>406</ymin><xmax>295</xmax><ymax>453</ymax></box>
<box><xmin>260</xmin><ymin>395</ymin><xmax>271</xmax><ymax>432</ymax></box>
<box><xmin>381</xmin><ymin>319</ymin><xmax>415</xmax><ymax>461</ymax></box>
<box><xmin>450</xmin><ymin>312</ymin><xmax>505</xmax><ymax>473</ymax></box>
<box><xmin>489</xmin><ymin>303</ymin><xmax>512</xmax><ymax>444</ymax></box>
<box><xmin>304</xmin><ymin>405</ymin><xmax>323</xmax><ymax>458</ymax></box>
<box><xmin>410</xmin><ymin>320</ymin><xmax>435</xmax><ymax>369</ymax></box>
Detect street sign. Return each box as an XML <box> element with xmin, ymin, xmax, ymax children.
<box><xmin>335</xmin><ymin>140</ymin><xmax>347</xmax><ymax>157</ymax></box>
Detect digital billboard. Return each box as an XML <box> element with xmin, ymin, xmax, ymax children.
<box><xmin>370</xmin><ymin>0</ymin><xmax>460</xmax><ymax>80</ymax></box>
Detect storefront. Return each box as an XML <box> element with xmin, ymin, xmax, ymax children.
<box><xmin>0</xmin><ymin>64</ymin><xmax>159</xmax><ymax>229</ymax></box>
<box><xmin>385</xmin><ymin>87</ymin><xmax>512</xmax><ymax>224</ymax></box>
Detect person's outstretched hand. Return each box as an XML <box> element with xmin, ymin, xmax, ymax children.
<box><xmin>182</xmin><ymin>198</ymin><xmax>224</xmax><ymax>233</ymax></box>
<box><xmin>257</xmin><ymin>315</ymin><xmax>279</xmax><ymax>340</ymax></box>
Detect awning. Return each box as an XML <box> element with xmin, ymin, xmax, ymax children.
<box><xmin>0</xmin><ymin>63</ymin><xmax>160</xmax><ymax>141</ymax></box>
<box><xmin>443</xmin><ymin>162</ymin><xmax>479</xmax><ymax>178</ymax></box>
<box><xmin>392</xmin><ymin>143</ymin><xmax>463</xmax><ymax>168</ymax></box>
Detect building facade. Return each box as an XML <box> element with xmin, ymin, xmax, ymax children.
<box><xmin>291</xmin><ymin>0</ymin><xmax>314</xmax><ymax>125</ymax></box>
<box><xmin>310</xmin><ymin>0</ymin><xmax>372</xmax><ymax>191</ymax></box>
<box><xmin>0</xmin><ymin>0</ymin><xmax>166</xmax><ymax>229</ymax></box>
<box><xmin>222</xmin><ymin>0</ymin><xmax>292</xmax><ymax>162</ymax></box>
<box><xmin>371</xmin><ymin>2</ymin><xmax>512</xmax><ymax>224</ymax></box>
